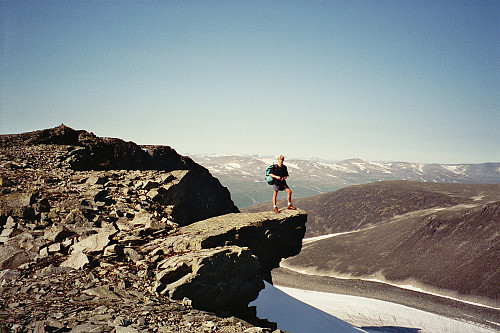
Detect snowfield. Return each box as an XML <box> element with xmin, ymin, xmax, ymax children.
<box><xmin>251</xmin><ymin>282</ymin><xmax>498</xmax><ymax>333</ymax></box>
<box><xmin>250</xmin><ymin>282</ymin><xmax>366</xmax><ymax>333</ymax></box>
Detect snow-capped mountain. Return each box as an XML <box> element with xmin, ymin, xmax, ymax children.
<box><xmin>190</xmin><ymin>154</ymin><xmax>500</xmax><ymax>208</ymax></box>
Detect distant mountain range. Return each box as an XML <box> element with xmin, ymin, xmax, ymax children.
<box><xmin>243</xmin><ymin>181</ymin><xmax>500</xmax><ymax>306</ymax></box>
<box><xmin>191</xmin><ymin>155</ymin><xmax>500</xmax><ymax>208</ymax></box>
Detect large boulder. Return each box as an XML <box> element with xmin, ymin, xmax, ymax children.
<box><xmin>72</xmin><ymin>229</ymin><xmax>116</xmax><ymax>254</ymax></box>
<box><xmin>0</xmin><ymin>245</ymin><xmax>34</xmax><ymax>269</ymax></box>
<box><xmin>59</xmin><ymin>250</ymin><xmax>90</xmax><ymax>270</ymax></box>
<box><xmin>153</xmin><ymin>170</ymin><xmax>240</xmax><ymax>226</ymax></box>
<box><xmin>155</xmin><ymin>246</ymin><xmax>263</xmax><ymax>314</ymax></box>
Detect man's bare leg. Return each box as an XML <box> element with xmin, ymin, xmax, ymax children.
<box><xmin>273</xmin><ymin>190</ymin><xmax>279</xmax><ymax>213</ymax></box>
<box><xmin>285</xmin><ymin>188</ymin><xmax>296</xmax><ymax>209</ymax></box>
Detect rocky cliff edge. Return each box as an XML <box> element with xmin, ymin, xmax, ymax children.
<box><xmin>0</xmin><ymin>125</ymin><xmax>307</xmax><ymax>332</ymax></box>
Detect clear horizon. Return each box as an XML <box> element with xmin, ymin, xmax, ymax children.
<box><xmin>2</xmin><ymin>1</ymin><xmax>499</xmax><ymax>164</ymax></box>
<box><xmin>189</xmin><ymin>152</ymin><xmax>499</xmax><ymax>165</ymax></box>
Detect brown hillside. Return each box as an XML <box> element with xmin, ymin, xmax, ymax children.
<box><xmin>246</xmin><ymin>181</ymin><xmax>500</xmax><ymax>303</ymax></box>
<box><xmin>284</xmin><ymin>200</ymin><xmax>500</xmax><ymax>304</ymax></box>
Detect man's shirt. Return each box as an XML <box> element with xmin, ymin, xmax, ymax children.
<box><xmin>271</xmin><ymin>164</ymin><xmax>289</xmax><ymax>186</ymax></box>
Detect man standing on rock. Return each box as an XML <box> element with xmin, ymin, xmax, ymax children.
<box><xmin>268</xmin><ymin>155</ymin><xmax>296</xmax><ymax>213</ymax></box>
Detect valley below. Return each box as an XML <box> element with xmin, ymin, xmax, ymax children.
<box><xmin>245</xmin><ymin>180</ymin><xmax>500</xmax><ymax>331</ymax></box>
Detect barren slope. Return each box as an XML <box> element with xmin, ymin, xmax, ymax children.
<box><xmin>268</xmin><ymin>181</ymin><xmax>500</xmax><ymax>304</ymax></box>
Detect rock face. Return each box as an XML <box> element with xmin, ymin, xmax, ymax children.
<box><xmin>142</xmin><ymin>210</ymin><xmax>307</xmax><ymax>313</ymax></box>
<box><xmin>148</xmin><ymin>210</ymin><xmax>306</xmax><ymax>275</ymax></box>
<box><xmin>155</xmin><ymin>246</ymin><xmax>262</xmax><ymax>313</ymax></box>
<box><xmin>0</xmin><ymin>125</ymin><xmax>307</xmax><ymax>332</ymax></box>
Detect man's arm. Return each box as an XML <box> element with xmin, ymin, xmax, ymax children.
<box><xmin>268</xmin><ymin>173</ymin><xmax>282</xmax><ymax>180</ymax></box>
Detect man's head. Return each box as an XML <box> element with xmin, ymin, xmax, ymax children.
<box><xmin>277</xmin><ymin>155</ymin><xmax>284</xmax><ymax>166</ymax></box>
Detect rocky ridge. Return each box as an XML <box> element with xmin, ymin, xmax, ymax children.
<box><xmin>0</xmin><ymin>125</ymin><xmax>307</xmax><ymax>332</ymax></box>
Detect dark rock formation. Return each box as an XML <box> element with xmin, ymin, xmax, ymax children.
<box><xmin>151</xmin><ymin>169</ymin><xmax>243</xmax><ymax>226</ymax></box>
<box><xmin>155</xmin><ymin>246</ymin><xmax>263</xmax><ymax>314</ymax></box>
<box><xmin>0</xmin><ymin>125</ymin><xmax>306</xmax><ymax>332</ymax></box>
<box><xmin>0</xmin><ymin>124</ymin><xmax>199</xmax><ymax>171</ymax></box>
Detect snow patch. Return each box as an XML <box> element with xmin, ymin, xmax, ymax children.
<box><xmin>303</xmin><ymin>231</ymin><xmax>359</xmax><ymax>244</ymax></box>
<box><xmin>285</xmin><ymin>162</ymin><xmax>301</xmax><ymax>170</ymax></box>
<box><xmin>276</xmin><ymin>286</ymin><xmax>498</xmax><ymax>333</ymax></box>
<box><xmin>325</xmin><ymin>164</ymin><xmax>358</xmax><ymax>174</ymax></box>
<box><xmin>225</xmin><ymin>163</ymin><xmax>241</xmax><ymax>169</ymax></box>
<box><xmin>442</xmin><ymin>165</ymin><xmax>467</xmax><ymax>175</ymax></box>
<box><xmin>351</xmin><ymin>162</ymin><xmax>367</xmax><ymax>171</ymax></box>
<box><xmin>367</xmin><ymin>161</ymin><xmax>392</xmax><ymax>169</ymax></box>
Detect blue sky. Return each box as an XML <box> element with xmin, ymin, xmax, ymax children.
<box><xmin>1</xmin><ymin>1</ymin><xmax>498</xmax><ymax>163</ymax></box>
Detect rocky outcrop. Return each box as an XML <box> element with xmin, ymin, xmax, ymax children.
<box><xmin>142</xmin><ymin>210</ymin><xmax>307</xmax><ymax>314</ymax></box>
<box><xmin>145</xmin><ymin>210</ymin><xmax>306</xmax><ymax>275</ymax></box>
<box><xmin>0</xmin><ymin>126</ymin><xmax>307</xmax><ymax>332</ymax></box>
<box><xmin>0</xmin><ymin>124</ymin><xmax>238</xmax><ymax>226</ymax></box>
<box><xmin>0</xmin><ymin>125</ymin><xmax>238</xmax><ymax>227</ymax></box>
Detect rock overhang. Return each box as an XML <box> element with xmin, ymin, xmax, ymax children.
<box><xmin>141</xmin><ymin>209</ymin><xmax>307</xmax><ymax>314</ymax></box>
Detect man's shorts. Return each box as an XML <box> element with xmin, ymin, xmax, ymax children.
<box><xmin>273</xmin><ymin>182</ymin><xmax>289</xmax><ymax>191</ymax></box>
